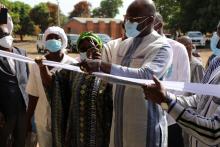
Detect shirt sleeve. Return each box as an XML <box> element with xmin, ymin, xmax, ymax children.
<box><xmin>210</xmin><ymin>34</ymin><xmax>220</xmax><ymax>56</ymax></box>
<box><xmin>26</xmin><ymin>64</ymin><xmax>39</xmax><ymax>97</ymax></box>
<box><xmin>102</xmin><ymin>43</ymin><xmax>113</xmax><ymax>63</ymax></box>
<box><xmin>110</xmin><ymin>45</ymin><xmax>172</xmax><ymax>79</ymax></box>
<box><xmin>168</xmin><ymin>95</ymin><xmax>220</xmax><ymax>146</ymax></box>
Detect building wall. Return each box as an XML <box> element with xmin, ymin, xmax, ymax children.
<box><xmin>63</xmin><ymin>19</ymin><xmax>123</xmax><ymax>39</ymax></box>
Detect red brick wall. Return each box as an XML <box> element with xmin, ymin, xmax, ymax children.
<box><xmin>63</xmin><ymin>19</ymin><xmax>123</xmax><ymax>39</ymax></box>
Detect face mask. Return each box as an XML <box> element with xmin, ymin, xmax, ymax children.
<box><xmin>45</xmin><ymin>39</ymin><xmax>62</xmax><ymax>52</ymax></box>
<box><xmin>80</xmin><ymin>52</ymin><xmax>87</xmax><ymax>60</ymax></box>
<box><xmin>125</xmin><ymin>16</ymin><xmax>151</xmax><ymax>38</ymax></box>
<box><xmin>0</xmin><ymin>35</ymin><xmax>13</xmax><ymax>49</ymax></box>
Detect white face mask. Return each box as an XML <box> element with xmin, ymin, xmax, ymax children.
<box><xmin>124</xmin><ymin>16</ymin><xmax>151</xmax><ymax>38</ymax></box>
<box><xmin>80</xmin><ymin>52</ymin><xmax>87</xmax><ymax>61</ymax></box>
<box><xmin>0</xmin><ymin>35</ymin><xmax>13</xmax><ymax>49</ymax></box>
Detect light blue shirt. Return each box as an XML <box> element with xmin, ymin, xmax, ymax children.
<box><xmin>210</xmin><ymin>32</ymin><xmax>220</xmax><ymax>56</ymax></box>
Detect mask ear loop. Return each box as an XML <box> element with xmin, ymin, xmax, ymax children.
<box><xmin>138</xmin><ymin>16</ymin><xmax>154</xmax><ymax>33</ymax></box>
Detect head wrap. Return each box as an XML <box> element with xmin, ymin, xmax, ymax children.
<box><xmin>77</xmin><ymin>32</ymin><xmax>103</xmax><ymax>51</ymax></box>
<box><xmin>43</xmin><ymin>26</ymin><xmax>67</xmax><ymax>49</ymax></box>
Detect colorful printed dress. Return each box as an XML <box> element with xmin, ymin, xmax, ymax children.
<box><xmin>46</xmin><ymin>69</ymin><xmax>113</xmax><ymax>147</ymax></box>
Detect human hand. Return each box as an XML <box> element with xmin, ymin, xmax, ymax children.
<box><xmin>35</xmin><ymin>56</ymin><xmax>46</xmax><ymax>68</ymax></box>
<box><xmin>142</xmin><ymin>75</ymin><xmax>167</xmax><ymax>104</ymax></box>
<box><xmin>0</xmin><ymin>112</ymin><xmax>5</xmax><ymax>128</ymax></box>
<box><xmin>79</xmin><ymin>59</ymin><xmax>101</xmax><ymax>74</ymax></box>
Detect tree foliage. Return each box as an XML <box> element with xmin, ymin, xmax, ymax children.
<box><xmin>154</xmin><ymin>0</ymin><xmax>181</xmax><ymax>32</ymax></box>
<box><xmin>10</xmin><ymin>1</ymin><xmax>35</xmax><ymax>40</ymax></box>
<box><xmin>179</xmin><ymin>0</ymin><xmax>220</xmax><ymax>33</ymax></box>
<box><xmin>92</xmin><ymin>0</ymin><xmax>123</xmax><ymax>18</ymax></box>
<box><xmin>29</xmin><ymin>3</ymin><xmax>51</xmax><ymax>33</ymax></box>
<box><xmin>69</xmin><ymin>1</ymin><xmax>91</xmax><ymax>18</ymax></box>
<box><xmin>155</xmin><ymin>0</ymin><xmax>220</xmax><ymax>33</ymax></box>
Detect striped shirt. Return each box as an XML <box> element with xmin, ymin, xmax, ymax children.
<box><xmin>166</xmin><ymin>57</ymin><xmax>220</xmax><ymax>147</ymax></box>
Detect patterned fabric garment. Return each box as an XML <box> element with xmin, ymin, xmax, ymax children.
<box><xmin>45</xmin><ymin>69</ymin><xmax>113</xmax><ymax>147</ymax></box>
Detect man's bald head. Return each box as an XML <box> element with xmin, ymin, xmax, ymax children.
<box><xmin>177</xmin><ymin>36</ymin><xmax>193</xmax><ymax>60</ymax></box>
<box><xmin>177</xmin><ymin>36</ymin><xmax>192</xmax><ymax>47</ymax></box>
<box><xmin>127</xmin><ymin>0</ymin><xmax>156</xmax><ymax>17</ymax></box>
<box><xmin>125</xmin><ymin>0</ymin><xmax>156</xmax><ymax>37</ymax></box>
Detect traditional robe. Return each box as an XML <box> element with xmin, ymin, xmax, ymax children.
<box><xmin>167</xmin><ymin>57</ymin><xmax>220</xmax><ymax>147</ymax></box>
<box><xmin>46</xmin><ymin>70</ymin><xmax>113</xmax><ymax>147</ymax></box>
<box><xmin>102</xmin><ymin>31</ymin><xmax>173</xmax><ymax>147</ymax></box>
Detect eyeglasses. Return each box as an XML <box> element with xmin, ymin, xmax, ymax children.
<box><xmin>123</xmin><ymin>15</ymin><xmax>150</xmax><ymax>22</ymax></box>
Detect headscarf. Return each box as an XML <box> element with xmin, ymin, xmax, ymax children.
<box><xmin>43</xmin><ymin>26</ymin><xmax>68</xmax><ymax>49</ymax></box>
<box><xmin>76</xmin><ymin>32</ymin><xmax>103</xmax><ymax>51</ymax></box>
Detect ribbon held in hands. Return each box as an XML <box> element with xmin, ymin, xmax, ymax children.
<box><xmin>0</xmin><ymin>49</ymin><xmax>220</xmax><ymax>97</ymax></box>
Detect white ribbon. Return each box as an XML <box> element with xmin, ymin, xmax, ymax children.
<box><xmin>0</xmin><ymin>49</ymin><xmax>220</xmax><ymax>97</ymax></box>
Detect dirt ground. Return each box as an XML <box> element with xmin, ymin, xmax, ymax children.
<box><xmin>13</xmin><ymin>40</ymin><xmax>212</xmax><ymax>67</ymax></box>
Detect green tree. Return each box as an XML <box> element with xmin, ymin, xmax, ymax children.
<box><xmin>154</xmin><ymin>0</ymin><xmax>181</xmax><ymax>32</ymax></box>
<box><xmin>10</xmin><ymin>1</ymin><xmax>35</xmax><ymax>41</ymax></box>
<box><xmin>60</xmin><ymin>13</ymin><xmax>68</xmax><ymax>26</ymax></box>
<box><xmin>29</xmin><ymin>3</ymin><xmax>51</xmax><ymax>32</ymax></box>
<box><xmin>69</xmin><ymin>1</ymin><xmax>91</xmax><ymax>18</ymax></box>
<box><xmin>92</xmin><ymin>0</ymin><xmax>123</xmax><ymax>18</ymax></box>
<box><xmin>179</xmin><ymin>0</ymin><xmax>220</xmax><ymax>33</ymax></box>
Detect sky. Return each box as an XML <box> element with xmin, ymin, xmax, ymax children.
<box><xmin>10</xmin><ymin>0</ymin><xmax>133</xmax><ymax>19</ymax></box>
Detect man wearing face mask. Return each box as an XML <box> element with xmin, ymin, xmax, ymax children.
<box><xmin>80</xmin><ymin>0</ymin><xmax>173</xmax><ymax>146</ymax></box>
<box><xmin>0</xmin><ymin>8</ymin><xmax>29</xmax><ymax>147</ymax></box>
<box><xmin>26</xmin><ymin>26</ymin><xmax>77</xmax><ymax>147</ymax></box>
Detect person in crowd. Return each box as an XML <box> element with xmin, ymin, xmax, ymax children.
<box><xmin>154</xmin><ymin>12</ymin><xmax>190</xmax><ymax>147</ymax></box>
<box><xmin>26</xmin><ymin>26</ymin><xmax>78</xmax><ymax>147</ymax></box>
<box><xmin>206</xmin><ymin>22</ymin><xmax>220</xmax><ymax>67</ymax></box>
<box><xmin>142</xmin><ymin>56</ymin><xmax>220</xmax><ymax>147</ymax></box>
<box><xmin>80</xmin><ymin>0</ymin><xmax>173</xmax><ymax>146</ymax></box>
<box><xmin>0</xmin><ymin>6</ymin><xmax>29</xmax><ymax>147</ymax></box>
<box><xmin>177</xmin><ymin>36</ymin><xmax>205</xmax><ymax>83</ymax></box>
<box><xmin>35</xmin><ymin>32</ymin><xmax>113</xmax><ymax>147</ymax></box>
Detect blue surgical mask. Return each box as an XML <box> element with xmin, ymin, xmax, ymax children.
<box><xmin>125</xmin><ymin>16</ymin><xmax>151</xmax><ymax>38</ymax></box>
<box><xmin>45</xmin><ymin>39</ymin><xmax>62</xmax><ymax>52</ymax></box>
<box><xmin>125</xmin><ymin>21</ymin><xmax>140</xmax><ymax>38</ymax></box>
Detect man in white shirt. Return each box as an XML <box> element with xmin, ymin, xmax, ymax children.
<box><xmin>26</xmin><ymin>26</ymin><xmax>77</xmax><ymax>147</ymax></box>
<box><xmin>154</xmin><ymin>12</ymin><xmax>191</xmax><ymax>147</ymax></box>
